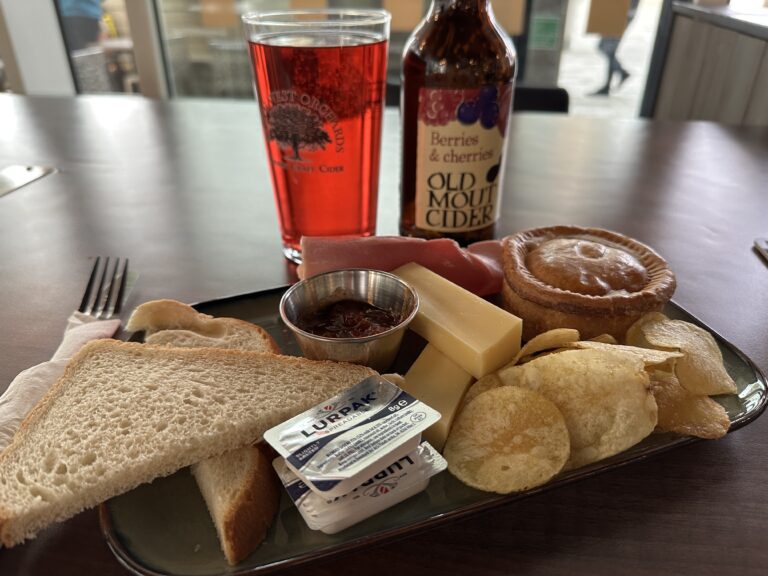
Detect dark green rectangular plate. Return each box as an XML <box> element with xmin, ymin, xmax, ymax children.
<box><xmin>99</xmin><ymin>288</ymin><xmax>767</xmax><ymax>576</ymax></box>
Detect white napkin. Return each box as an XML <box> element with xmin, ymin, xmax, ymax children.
<box><xmin>0</xmin><ymin>312</ymin><xmax>121</xmax><ymax>451</ymax></box>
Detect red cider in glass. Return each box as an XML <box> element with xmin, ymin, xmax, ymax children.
<box><xmin>244</xmin><ymin>11</ymin><xmax>390</xmax><ymax>263</ymax></box>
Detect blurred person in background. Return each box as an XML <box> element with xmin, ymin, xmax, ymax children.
<box><xmin>58</xmin><ymin>0</ymin><xmax>104</xmax><ymax>51</ymax></box>
<box><xmin>592</xmin><ymin>0</ymin><xmax>640</xmax><ymax>96</ymax></box>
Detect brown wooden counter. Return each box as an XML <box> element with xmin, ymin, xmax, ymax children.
<box><xmin>1</xmin><ymin>94</ymin><xmax>767</xmax><ymax>576</ymax></box>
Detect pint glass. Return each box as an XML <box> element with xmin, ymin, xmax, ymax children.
<box><xmin>243</xmin><ymin>10</ymin><xmax>391</xmax><ymax>263</ymax></box>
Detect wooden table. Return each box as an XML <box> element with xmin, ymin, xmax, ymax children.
<box><xmin>1</xmin><ymin>94</ymin><xmax>767</xmax><ymax>576</ymax></box>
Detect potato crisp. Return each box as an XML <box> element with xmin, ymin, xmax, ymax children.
<box><xmin>460</xmin><ymin>371</ymin><xmax>505</xmax><ymax>409</ymax></box>
<box><xmin>511</xmin><ymin>328</ymin><xmax>580</xmax><ymax>365</ymax></box>
<box><xmin>589</xmin><ymin>333</ymin><xmax>618</xmax><ymax>344</ymax></box>
<box><xmin>461</xmin><ymin>328</ymin><xmax>580</xmax><ymax>409</ymax></box>
<box><xmin>507</xmin><ymin>349</ymin><xmax>658</xmax><ymax>470</ymax></box>
<box><xmin>650</xmin><ymin>370</ymin><xmax>730</xmax><ymax>439</ymax></box>
<box><xmin>565</xmin><ymin>340</ymin><xmax>683</xmax><ymax>369</ymax></box>
<box><xmin>627</xmin><ymin>313</ymin><xmax>737</xmax><ymax>396</ymax></box>
<box><xmin>444</xmin><ymin>386</ymin><xmax>569</xmax><ymax>494</ymax></box>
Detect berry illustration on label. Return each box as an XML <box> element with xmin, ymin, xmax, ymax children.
<box><xmin>457</xmin><ymin>100</ymin><xmax>480</xmax><ymax>124</ymax></box>
<box><xmin>418</xmin><ymin>89</ymin><xmax>465</xmax><ymax>126</ymax></box>
<box><xmin>418</xmin><ymin>85</ymin><xmax>511</xmax><ymax>135</ymax></box>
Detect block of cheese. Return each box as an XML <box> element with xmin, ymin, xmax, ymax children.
<box><xmin>395</xmin><ymin>262</ymin><xmax>522</xmax><ymax>378</ymax></box>
<box><xmin>402</xmin><ymin>344</ymin><xmax>475</xmax><ymax>452</ymax></box>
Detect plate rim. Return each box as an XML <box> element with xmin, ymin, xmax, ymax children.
<box><xmin>99</xmin><ymin>288</ymin><xmax>768</xmax><ymax>576</ymax></box>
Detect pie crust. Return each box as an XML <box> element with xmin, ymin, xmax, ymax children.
<box><xmin>502</xmin><ymin>226</ymin><xmax>676</xmax><ymax>341</ymax></box>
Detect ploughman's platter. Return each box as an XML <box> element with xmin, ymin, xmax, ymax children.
<box><xmin>98</xmin><ymin>229</ymin><xmax>768</xmax><ymax>576</ymax></box>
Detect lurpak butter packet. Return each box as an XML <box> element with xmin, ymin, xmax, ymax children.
<box><xmin>273</xmin><ymin>442</ymin><xmax>447</xmax><ymax>534</ymax></box>
<box><xmin>264</xmin><ymin>375</ymin><xmax>441</xmax><ymax>498</ymax></box>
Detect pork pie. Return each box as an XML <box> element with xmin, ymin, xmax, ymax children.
<box><xmin>501</xmin><ymin>226</ymin><xmax>676</xmax><ymax>341</ymax></box>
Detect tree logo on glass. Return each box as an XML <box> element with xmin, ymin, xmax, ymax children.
<box><xmin>267</xmin><ymin>103</ymin><xmax>332</xmax><ymax>161</ymax></box>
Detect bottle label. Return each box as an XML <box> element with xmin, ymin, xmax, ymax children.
<box><xmin>415</xmin><ymin>85</ymin><xmax>513</xmax><ymax>232</ymax></box>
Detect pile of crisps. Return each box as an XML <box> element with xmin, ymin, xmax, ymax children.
<box><xmin>443</xmin><ymin>315</ymin><xmax>736</xmax><ymax>495</ymax></box>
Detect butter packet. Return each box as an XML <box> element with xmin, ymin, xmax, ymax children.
<box><xmin>264</xmin><ymin>375</ymin><xmax>441</xmax><ymax>498</ymax></box>
<box><xmin>274</xmin><ymin>442</ymin><xmax>447</xmax><ymax>534</ymax></box>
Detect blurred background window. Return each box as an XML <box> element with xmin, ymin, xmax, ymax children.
<box><xmin>156</xmin><ymin>0</ymin><xmax>261</xmax><ymax>98</ymax></box>
<box><xmin>154</xmin><ymin>0</ymin><xmax>428</xmax><ymax>99</ymax></box>
<box><xmin>154</xmin><ymin>0</ymin><xmax>527</xmax><ymax>99</ymax></box>
<box><xmin>559</xmin><ymin>0</ymin><xmax>663</xmax><ymax>117</ymax></box>
<box><xmin>16</xmin><ymin>0</ymin><xmax>765</xmax><ymax>120</ymax></box>
<box><xmin>150</xmin><ymin>0</ymin><xmax>664</xmax><ymax>118</ymax></box>
<box><xmin>56</xmin><ymin>0</ymin><xmax>140</xmax><ymax>94</ymax></box>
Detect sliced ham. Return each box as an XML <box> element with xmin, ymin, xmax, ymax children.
<box><xmin>298</xmin><ymin>236</ymin><xmax>504</xmax><ymax>296</ymax></box>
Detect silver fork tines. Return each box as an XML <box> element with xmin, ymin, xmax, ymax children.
<box><xmin>78</xmin><ymin>257</ymin><xmax>129</xmax><ymax>319</ymax></box>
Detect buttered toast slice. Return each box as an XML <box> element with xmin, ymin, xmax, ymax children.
<box><xmin>128</xmin><ymin>299</ymin><xmax>284</xmax><ymax>564</ymax></box>
<box><xmin>0</xmin><ymin>340</ymin><xmax>374</xmax><ymax>547</ymax></box>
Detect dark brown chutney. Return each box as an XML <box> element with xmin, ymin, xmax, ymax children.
<box><xmin>297</xmin><ymin>299</ymin><xmax>401</xmax><ymax>338</ymax></box>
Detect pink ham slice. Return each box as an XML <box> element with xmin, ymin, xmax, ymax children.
<box><xmin>298</xmin><ymin>236</ymin><xmax>504</xmax><ymax>296</ymax></box>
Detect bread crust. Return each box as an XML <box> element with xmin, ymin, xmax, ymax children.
<box><xmin>219</xmin><ymin>444</ymin><xmax>281</xmax><ymax>565</ymax></box>
<box><xmin>0</xmin><ymin>340</ymin><xmax>374</xmax><ymax>547</ymax></box>
<box><xmin>135</xmin><ymin>301</ymin><xmax>283</xmax><ymax>564</ymax></box>
<box><xmin>146</xmin><ymin>323</ymin><xmax>281</xmax><ymax>354</ymax></box>
<box><xmin>128</xmin><ymin>299</ymin><xmax>281</xmax><ymax>355</ymax></box>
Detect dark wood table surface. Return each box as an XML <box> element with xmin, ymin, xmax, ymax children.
<box><xmin>1</xmin><ymin>94</ymin><xmax>767</xmax><ymax>576</ymax></box>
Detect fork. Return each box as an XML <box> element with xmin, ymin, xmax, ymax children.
<box><xmin>755</xmin><ymin>238</ymin><xmax>768</xmax><ymax>266</ymax></box>
<box><xmin>78</xmin><ymin>257</ymin><xmax>130</xmax><ymax>319</ymax></box>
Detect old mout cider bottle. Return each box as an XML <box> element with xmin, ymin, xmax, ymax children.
<box><xmin>400</xmin><ymin>0</ymin><xmax>516</xmax><ymax>244</ymax></box>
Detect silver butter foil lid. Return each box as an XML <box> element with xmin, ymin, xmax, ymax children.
<box><xmin>274</xmin><ymin>441</ymin><xmax>447</xmax><ymax>534</ymax></box>
<box><xmin>264</xmin><ymin>375</ymin><xmax>441</xmax><ymax>498</ymax></box>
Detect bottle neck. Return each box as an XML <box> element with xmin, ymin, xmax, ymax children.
<box><xmin>430</xmin><ymin>0</ymin><xmax>490</xmax><ymax>14</ymax></box>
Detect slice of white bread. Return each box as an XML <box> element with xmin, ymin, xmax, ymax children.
<box><xmin>127</xmin><ymin>299</ymin><xmax>281</xmax><ymax>354</ymax></box>
<box><xmin>127</xmin><ymin>299</ymin><xmax>284</xmax><ymax>564</ymax></box>
<box><xmin>0</xmin><ymin>340</ymin><xmax>375</xmax><ymax>547</ymax></box>
<box><xmin>192</xmin><ymin>443</ymin><xmax>280</xmax><ymax>565</ymax></box>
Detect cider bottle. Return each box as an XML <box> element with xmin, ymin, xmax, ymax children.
<box><xmin>399</xmin><ymin>0</ymin><xmax>517</xmax><ymax>244</ymax></box>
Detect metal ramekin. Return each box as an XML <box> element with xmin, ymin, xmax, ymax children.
<box><xmin>279</xmin><ymin>269</ymin><xmax>419</xmax><ymax>372</ymax></box>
